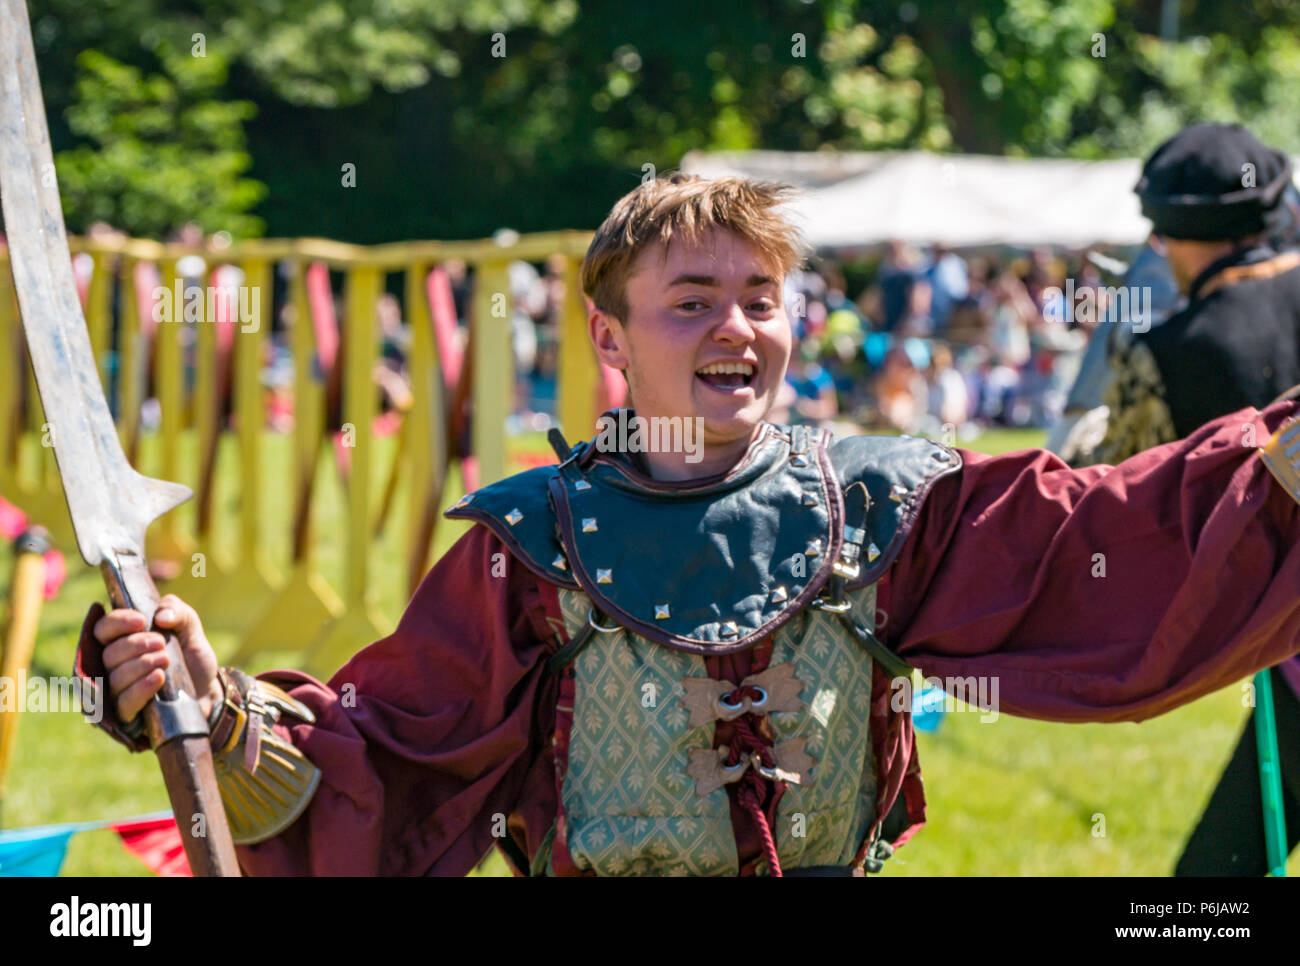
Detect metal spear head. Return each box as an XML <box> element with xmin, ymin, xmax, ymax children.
<box><xmin>0</xmin><ymin>0</ymin><xmax>190</xmax><ymax>566</ymax></box>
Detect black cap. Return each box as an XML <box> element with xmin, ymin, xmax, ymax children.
<box><xmin>1136</xmin><ymin>123</ymin><xmax>1293</xmax><ymax>240</ymax></box>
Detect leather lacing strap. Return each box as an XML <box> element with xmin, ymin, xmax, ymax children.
<box><xmin>809</xmin><ymin>530</ymin><xmax>916</xmax><ymax>682</ymax></box>
<box><xmin>837</xmin><ymin>613</ymin><xmax>914</xmax><ymax>681</ymax></box>
<box><xmin>790</xmin><ymin>424</ymin><xmax>809</xmax><ymax>457</ymax></box>
<box><xmin>723</xmin><ymin>686</ymin><xmax>785</xmax><ymax>877</ymax></box>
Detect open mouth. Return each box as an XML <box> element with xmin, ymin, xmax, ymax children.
<box><xmin>696</xmin><ymin>361</ymin><xmax>756</xmax><ymax>392</ymax></box>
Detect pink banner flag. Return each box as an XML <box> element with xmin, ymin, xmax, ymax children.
<box><xmin>110</xmin><ymin>815</ymin><xmax>192</xmax><ymax>877</ymax></box>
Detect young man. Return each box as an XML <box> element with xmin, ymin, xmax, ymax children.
<box><xmin>82</xmin><ymin>174</ymin><xmax>1300</xmax><ymax>876</ymax></box>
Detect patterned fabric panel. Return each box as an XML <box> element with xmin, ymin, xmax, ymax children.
<box><xmin>555</xmin><ymin>588</ymin><xmax>740</xmax><ymax>876</ymax></box>
<box><xmin>554</xmin><ymin>585</ymin><xmax>880</xmax><ymax>875</ymax></box>
<box><xmin>1095</xmin><ymin>329</ymin><xmax>1178</xmax><ymax>465</ymax></box>
<box><xmin>769</xmin><ymin>585</ymin><xmax>879</xmax><ymax>869</ymax></box>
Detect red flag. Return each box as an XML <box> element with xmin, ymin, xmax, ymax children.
<box><xmin>41</xmin><ymin>547</ymin><xmax>65</xmax><ymax>600</ymax></box>
<box><xmin>426</xmin><ymin>265</ymin><xmax>463</xmax><ymax>388</ymax></box>
<box><xmin>0</xmin><ymin>495</ymin><xmax>26</xmax><ymax>540</ymax></box>
<box><xmin>110</xmin><ymin>816</ymin><xmax>192</xmax><ymax>877</ymax></box>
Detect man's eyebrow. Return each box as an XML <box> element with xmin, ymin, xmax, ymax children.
<box><xmin>667</xmin><ymin>273</ymin><xmax>779</xmax><ymax>288</ymax></box>
<box><xmin>667</xmin><ymin>273</ymin><xmax>717</xmax><ymax>287</ymax></box>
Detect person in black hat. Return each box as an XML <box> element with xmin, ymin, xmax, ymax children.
<box><xmin>1096</xmin><ymin>121</ymin><xmax>1300</xmax><ymax>876</ymax></box>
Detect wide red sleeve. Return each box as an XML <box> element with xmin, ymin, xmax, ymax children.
<box><xmin>880</xmin><ymin>398</ymin><xmax>1300</xmax><ymax>723</ymax></box>
<box><xmin>235</xmin><ymin>525</ymin><xmax>558</xmax><ymax>876</ymax></box>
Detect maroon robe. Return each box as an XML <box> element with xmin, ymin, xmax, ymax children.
<box><xmin>237</xmin><ymin>399</ymin><xmax>1300</xmax><ymax>876</ymax></box>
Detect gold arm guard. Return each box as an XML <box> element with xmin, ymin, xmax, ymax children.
<box><xmin>1260</xmin><ymin>386</ymin><xmax>1300</xmax><ymax>508</ymax></box>
<box><xmin>209</xmin><ymin>669</ymin><xmax>322</xmax><ymax>845</ymax></box>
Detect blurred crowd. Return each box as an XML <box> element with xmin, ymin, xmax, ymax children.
<box><xmin>55</xmin><ymin>220</ymin><xmax>1114</xmax><ymax>444</ymax></box>
<box><xmin>500</xmin><ymin>238</ymin><xmax>1106</xmax><ymax>440</ymax></box>
<box><xmin>767</xmin><ymin>241</ymin><xmax>1104</xmax><ymax>439</ymax></box>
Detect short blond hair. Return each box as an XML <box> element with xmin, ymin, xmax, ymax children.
<box><xmin>581</xmin><ymin>174</ymin><xmax>806</xmax><ymax>323</ymax></box>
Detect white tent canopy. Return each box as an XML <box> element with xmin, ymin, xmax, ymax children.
<box><xmin>681</xmin><ymin>149</ymin><xmax>1151</xmax><ymax>249</ymax></box>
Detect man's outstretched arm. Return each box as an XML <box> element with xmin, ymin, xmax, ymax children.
<box><xmin>882</xmin><ymin>397</ymin><xmax>1300</xmax><ymax>723</ymax></box>
<box><xmin>83</xmin><ymin>524</ymin><xmax>559</xmax><ymax>876</ymax></box>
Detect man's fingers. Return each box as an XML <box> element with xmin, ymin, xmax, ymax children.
<box><xmin>102</xmin><ymin>630</ymin><xmax>166</xmax><ymax>672</ymax></box>
<box><xmin>108</xmin><ymin>647</ymin><xmax>169</xmax><ymax>702</ymax></box>
<box><xmin>90</xmin><ymin>594</ymin><xmax>215</xmax><ymax>723</ymax></box>
<box><xmin>154</xmin><ymin>595</ymin><xmax>204</xmax><ymax>642</ymax></box>
<box><xmin>116</xmin><ymin>666</ymin><xmax>168</xmax><ymax>723</ymax></box>
<box><xmin>155</xmin><ymin>594</ymin><xmax>217</xmax><ymax>668</ymax></box>
<box><xmin>93</xmin><ymin>608</ymin><xmax>147</xmax><ymax>645</ymax></box>
<box><xmin>84</xmin><ymin>594</ymin><xmax>216</xmax><ymax>728</ymax></box>
<box><xmin>155</xmin><ymin>594</ymin><xmax>191</xmax><ymax>625</ymax></box>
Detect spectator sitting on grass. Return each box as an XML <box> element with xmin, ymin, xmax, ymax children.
<box><xmin>782</xmin><ymin>340</ymin><xmax>838</xmax><ymax>426</ymax></box>
<box><xmin>877</xmin><ymin>344</ymin><xmax>928</xmax><ymax>433</ymax></box>
<box><xmin>925</xmin><ymin>342</ymin><xmax>969</xmax><ymax>429</ymax></box>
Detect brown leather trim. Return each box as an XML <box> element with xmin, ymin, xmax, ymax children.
<box><xmin>585</xmin><ymin>421</ymin><xmax>781</xmax><ymax>494</ymax></box>
<box><xmin>1199</xmin><ymin>250</ymin><xmax>1300</xmax><ymax>298</ymax></box>
<box><xmin>207</xmin><ymin>668</ymin><xmax>245</xmax><ymax>752</ymax></box>
<box><xmin>446</xmin><ymin>507</ymin><xmax>581</xmax><ymax>590</ymax></box>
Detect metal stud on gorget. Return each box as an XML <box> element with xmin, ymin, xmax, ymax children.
<box><xmin>582</xmin><ymin>518</ymin><xmax>598</xmax><ymax>533</ymax></box>
<box><xmin>596</xmin><ymin>569</ymin><xmax>613</xmax><ymax>584</ymax></box>
<box><xmin>574</xmin><ymin>480</ymin><xmax>592</xmax><ymax>491</ymax></box>
<box><xmin>505</xmin><ymin>508</ymin><xmax>524</xmax><ymax>526</ymax></box>
<box><xmin>552</xmin><ymin>554</ymin><xmax>568</xmax><ymax>571</ymax></box>
<box><xmin>801</xmin><ymin>492</ymin><xmax>818</xmax><ymax>507</ymax></box>
<box><xmin>889</xmin><ymin>484</ymin><xmax>908</xmax><ymax>503</ymax></box>
<box><xmin>770</xmin><ymin>586</ymin><xmax>788</xmax><ymax>604</ymax></box>
<box><xmin>867</xmin><ymin>542</ymin><xmax>881</xmax><ymax>562</ymax></box>
<box><xmin>805</xmin><ymin>539</ymin><xmax>822</xmax><ymax>558</ymax></box>
<box><xmin>790</xmin><ymin>454</ymin><xmax>809</xmax><ymax>468</ymax></box>
<box><xmin>654</xmin><ymin>603</ymin><xmax>671</xmax><ymax>620</ymax></box>
<box><xmin>720</xmin><ymin>621</ymin><xmax>739</xmax><ymax>638</ymax></box>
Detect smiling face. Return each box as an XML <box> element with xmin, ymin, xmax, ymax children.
<box><xmin>589</xmin><ymin>227</ymin><xmax>793</xmax><ymax>478</ymax></box>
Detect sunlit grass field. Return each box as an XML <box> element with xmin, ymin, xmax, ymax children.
<box><xmin>1</xmin><ymin>423</ymin><xmax>1294</xmax><ymax>876</ymax></box>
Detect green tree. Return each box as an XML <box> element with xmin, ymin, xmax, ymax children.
<box><xmin>32</xmin><ymin>0</ymin><xmax>1300</xmax><ymax>242</ymax></box>
<box><xmin>1080</xmin><ymin>27</ymin><xmax>1300</xmax><ymax>158</ymax></box>
<box><xmin>55</xmin><ymin>43</ymin><xmax>265</xmax><ymax>238</ymax></box>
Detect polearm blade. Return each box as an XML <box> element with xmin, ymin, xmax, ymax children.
<box><xmin>0</xmin><ymin>0</ymin><xmax>239</xmax><ymax>875</ymax></box>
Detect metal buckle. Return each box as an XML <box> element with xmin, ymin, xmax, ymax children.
<box><xmin>586</xmin><ymin>607</ymin><xmax>622</xmax><ymax>634</ymax></box>
<box><xmin>832</xmin><ymin>558</ymin><xmax>861</xmax><ymax>580</ymax></box>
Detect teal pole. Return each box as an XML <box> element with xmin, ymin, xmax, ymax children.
<box><xmin>1253</xmin><ymin>669</ymin><xmax>1288</xmax><ymax>876</ymax></box>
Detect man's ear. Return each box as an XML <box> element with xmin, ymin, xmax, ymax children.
<box><xmin>589</xmin><ymin>306</ymin><xmax>630</xmax><ymax>370</ymax></box>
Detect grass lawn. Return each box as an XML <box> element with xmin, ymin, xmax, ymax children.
<box><xmin>1</xmin><ymin>423</ymin><xmax>1294</xmax><ymax>876</ymax></box>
